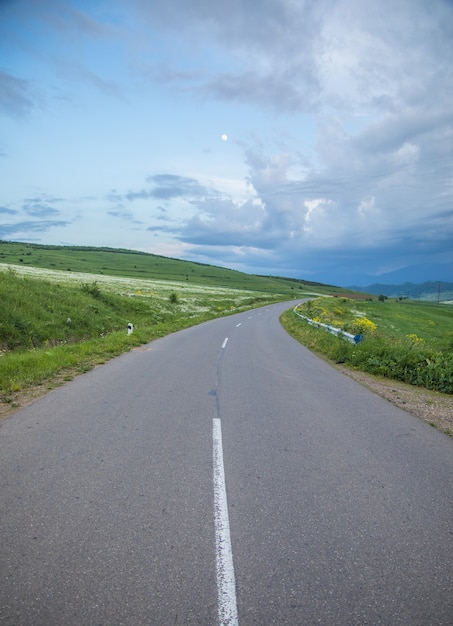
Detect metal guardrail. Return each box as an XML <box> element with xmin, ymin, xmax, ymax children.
<box><xmin>293</xmin><ymin>306</ymin><xmax>363</xmax><ymax>344</ymax></box>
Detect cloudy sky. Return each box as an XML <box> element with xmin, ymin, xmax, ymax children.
<box><xmin>1</xmin><ymin>0</ymin><xmax>452</xmax><ymax>286</ymax></box>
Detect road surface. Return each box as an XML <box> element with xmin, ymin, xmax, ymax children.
<box><xmin>1</xmin><ymin>301</ymin><xmax>452</xmax><ymax>625</ymax></box>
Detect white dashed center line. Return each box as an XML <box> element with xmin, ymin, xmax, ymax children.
<box><xmin>213</xmin><ymin>418</ymin><xmax>239</xmax><ymax>626</ymax></box>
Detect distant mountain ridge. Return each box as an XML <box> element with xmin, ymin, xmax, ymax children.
<box><xmin>348</xmin><ymin>281</ymin><xmax>453</xmax><ymax>301</ymax></box>
<box><xmin>338</xmin><ymin>262</ymin><xmax>452</xmax><ymax>287</ymax></box>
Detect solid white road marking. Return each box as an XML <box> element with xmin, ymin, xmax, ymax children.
<box><xmin>235</xmin><ymin>323</ymin><xmax>242</xmax><ymax>327</ymax></box>
<box><xmin>221</xmin><ymin>338</ymin><xmax>229</xmax><ymax>349</ymax></box>
<box><xmin>213</xmin><ymin>418</ymin><xmax>239</xmax><ymax>626</ymax></box>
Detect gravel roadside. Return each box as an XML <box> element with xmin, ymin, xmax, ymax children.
<box><xmin>338</xmin><ymin>365</ymin><xmax>452</xmax><ymax>437</ymax></box>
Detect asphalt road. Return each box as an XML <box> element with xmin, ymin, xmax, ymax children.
<box><xmin>1</xmin><ymin>301</ymin><xmax>452</xmax><ymax>625</ymax></box>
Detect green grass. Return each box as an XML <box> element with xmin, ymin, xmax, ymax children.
<box><xmin>0</xmin><ymin>240</ymin><xmax>358</xmax><ymax>297</ymax></box>
<box><xmin>281</xmin><ymin>297</ymin><xmax>453</xmax><ymax>393</ymax></box>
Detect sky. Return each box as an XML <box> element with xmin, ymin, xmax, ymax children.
<box><xmin>1</xmin><ymin>0</ymin><xmax>452</xmax><ymax>286</ymax></box>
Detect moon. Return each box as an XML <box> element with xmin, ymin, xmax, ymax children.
<box><xmin>221</xmin><ymin>134</ymin><xmax>228</xmax><ymax>141</ymax></box>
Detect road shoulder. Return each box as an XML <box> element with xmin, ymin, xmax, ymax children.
<box><xmin>337</xmin><ymin>364</ymin><xmax>453</xmax><ymax>437</ymax></box>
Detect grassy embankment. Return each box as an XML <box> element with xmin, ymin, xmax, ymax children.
<box><xmin>281</xmin><ymin>297</ymin><xmax>453</xmax><ymax>394</ymax></box>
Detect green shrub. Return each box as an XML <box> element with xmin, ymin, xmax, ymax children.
<box><xmin>80</xmin><ymin>281</ymin><xmax>101</xmax><ymax>298</ymax></box>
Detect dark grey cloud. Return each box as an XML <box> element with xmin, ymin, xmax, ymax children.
<box><xmin>0</xmin><ymin>206</ymin><xmax>17</xmax><ymax>215</ymax></box>
<box><xmin>134</xmin><ymin>0</ymin><xmax>322</xmax><ymax>112</ymax></box>
<box><xmin>146</xmin><ymin>174</ymin><xmax>211</xmax><ymax>199</ymax></box>
<box><xmin>0</xmin><ymin>1</ymin><xmax>125</xmax><ymax>110</ymax></box>
<box><xmin>107</xmin><ymin>190</ymin><xmax>123</xmax><ymax>203</ymax></box>
<box><xmin>47</xmin><ymin>2</ymin><xmax>116</xmax><ymax>39</ymax></box>
<box><xmin>24</xmin><ymin>195</ymin><xmax>64</xmax><ymax>204</ymax></box>
<box><xmin>133</xmin><ymin>0</ymin><xmax>453</xmax><ymax>117</ymax></box>
<box><xmin>0</xmin><ymin>220</ymin><xmax>70</xmax><ymax>238</ymax></box>
<box><xmin>107</xmin><ymin>208</ymin><xmax>143</xmax><ymax>226</ymax></box>
<box><xmin>22</xmin><ymin>201</ymin><xmax>61</xmax><ymax>218</ymax></box>
<box><xmin>107</xmin><ymin>209</ymin><xmax>134</xmax><ymax>219</ymax></box>
<box><xmin>125</xmin><ymin>189</ymin><xmax>154</xmax><ymax>202</ymax></box>
<box><xmin>52</xmin><ymin>58</ymin><xmax>126</xmax><ymax>101</ymax></box>
<box><xmin>115</xmin><ymin>180</ymin><xmax>208</xmax><ymax>203</ymax></box>
<box><xmin>0</xmin><ymin>71</ymin><xmax>35</xmax><ymax>117</ymax></box>
<box><xmin>1</xmin><ymin>0</ymin><xmax>115</xmax><ymax>41</ymax></box>
<box><xmin>135</xmin><ymin>0</ymin><xmax>323</xmax><ymax>67</ymax></box>
<box><xmin>146</xmin><ymin>225</ymin><xmax>175</xmax><ymax>233</ymax></box>
<box><xmin>201</xmin><ymin>68</ymin><xmax>320</xmax><ymax>113</ymax></box>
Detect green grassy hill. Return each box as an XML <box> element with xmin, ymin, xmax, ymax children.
<box><xmin>0</xmin><ymin>240</ymin><xmax>354</xmax><ymax>296</ymax></box>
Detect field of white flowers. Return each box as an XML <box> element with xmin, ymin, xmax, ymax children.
<box><xmin>1</xmin><ymin>263</ymin><xmax>273</xmax><ymax>315</ymax></box>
